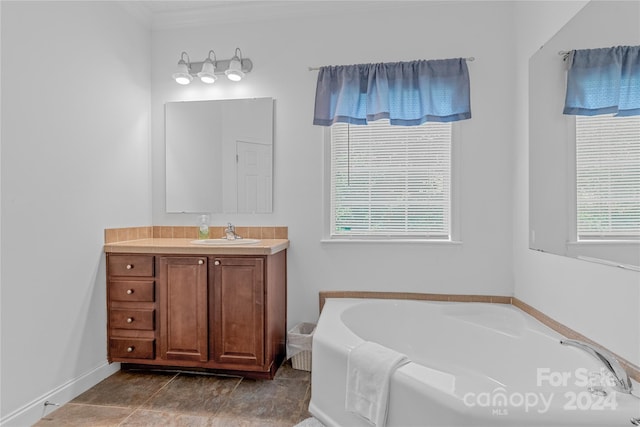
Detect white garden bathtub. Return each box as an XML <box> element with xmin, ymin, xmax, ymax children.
<box><xmin>309</xmin><ymin>299</ymin><xmax>640</xmax><ymax>426</ymax></box>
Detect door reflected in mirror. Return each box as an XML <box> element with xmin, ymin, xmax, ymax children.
<box><xmin>165</xmin><ymin>97</ymin><xmax>274</xmax><ymax>214</ymax></box>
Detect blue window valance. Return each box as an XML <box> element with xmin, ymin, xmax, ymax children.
<box><xmin>313</xmin><ymin>58</ymin><xmax>471</xmax><ymax>126</ymax></box>
<box><xmin>564</xmin><ymin>45</ymin><xmax>640</xmax><ymax>117</ymax></box>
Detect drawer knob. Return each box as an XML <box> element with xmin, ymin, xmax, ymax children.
<box><xmin>127</xmin><ymin>346</ymin><xmax>134</xmax><ymax>352</ymax></box>
<box><xmin>126</xmin><ymin>289</ymin><xmax>134</xmax><ymax>295</ymax></box>
<box><xmin>198</xmin><ymin>259</ymin><xmax>204</xmax><ymax>265</ymax></box>
<box><xmin>214</xmin><ymin>260</ymin><xmax>221</xmax><ymax>266</ymax></box>
<box><xmin>126</xmin><ymin>317</ymin><xmax>134</xmax><ymax>323</ymax></box>
<box><xmin>126</xmin><ymin>264</ymin><xmax>133</xmax><ymax>270</ymax></box>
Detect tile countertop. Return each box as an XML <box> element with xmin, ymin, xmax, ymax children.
<box><xmin>104</xmin><ymin>238</ymin><xmax>289</xmax><ymax>256</ymax></box>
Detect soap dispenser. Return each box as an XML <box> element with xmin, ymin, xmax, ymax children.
<box><xmin>198</xmin><ymin>214</ymin><xmax>210</xmax><ymax>239</ymax></box>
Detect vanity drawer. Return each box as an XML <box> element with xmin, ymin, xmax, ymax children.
<box><xmin>110</xmin><ymin>309</ymin><xmax>155</xmax><ymax>330</ymax></box>
<box><xmin>109</xmin><ymin>255</ymin><xmax>154</xmax><ymax>277</ymax></box>
<box><xmin>110</xmin><ymin>338</ymin><xmax>155</xmax><ymax>359</ymax></box>
<box><xmin>109</xmin><ymin>280</ymin><xmax>155</xmax><ymax>302</ymax></box>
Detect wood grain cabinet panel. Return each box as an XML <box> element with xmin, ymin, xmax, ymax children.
<box><xmin>158</xmin><ymin>256</ymin><xmax>208</xmax><ymax>362</ymax></box>
<box><xmin>108</xmin><ymin>254</ymin><xmax>154</xmax><ymax>277</ymax></box>
<box><xmin>109</xmin><ymin>308</ymin><xmax>154</xmax><ymax>330</ymax></box>
<box><xmin>109</xmin><ymin>338</ymin><xmax>155</xmax><ymax>359</ymax></box>
<box><xmin>211</xmin><ymin>257</ymin><xmax>265</xmax><ymax>366</ymax></box>
<box><xmin>109</xmin><ymin>281</ymin><xmax>154</xmax><ymax>302</ymax></box>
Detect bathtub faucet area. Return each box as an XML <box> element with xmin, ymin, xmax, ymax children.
<box><xmin>560</xmin><ymin>339</ymin><xmax>633</xmax><ymax>394</ymax></box>
<box><xmin>311</xmin><ymin>298</ymin><xmax>640</xmax><ymax>426</ymax></box>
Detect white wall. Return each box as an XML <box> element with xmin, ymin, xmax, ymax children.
<box><xmin>513</xmin><ymin>1</ymin><xmax>640</xmax><ymax>366</ymax></box>
<box><xmin>151</xmin><ymin>1</ymin><xmax>517</xmax><ymax>329</ymax></box>
<box><xmin>0</xmin><ymin>2</ymin><xmax>151</xmax><ymax>425</ymax></box>
<box><xmin>2</xmin><ymin>2</ymin><xmax>636</xmax><ymax>425</ymax></box>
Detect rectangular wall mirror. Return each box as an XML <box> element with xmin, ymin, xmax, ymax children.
<box><xmin>165</xmin><ymin>97</ymin><xmax>274</xmax><ymax>214</ymax></box>
<box><xmin>529</xmin><ymin>1</ymin><xmax>639</xmax><ymax>269</ymax></box>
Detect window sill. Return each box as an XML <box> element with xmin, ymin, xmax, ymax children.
<box><xmin>320</xmin><ymin>238</ymin><xmax>462</xmax><ymax>245</ymax></box>
<box><xmin>568</xmin><ymin>240</ymin><xmax>639</xmax><ymax>245</ymax></box>
<box><xmin>575</xmin><ymin>255</ymin><xmax>640</xmax><ymax>272</ymax></box>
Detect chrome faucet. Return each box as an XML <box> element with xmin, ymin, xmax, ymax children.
<box><xmin>224</xmin><ymin>223</ymin><xmax>241</xmax><ymax>240</ymax></box>
<box><xmin>560</xmin><ymin>339</ymin><xmax>633</xmax><ymax>394</ymax></box>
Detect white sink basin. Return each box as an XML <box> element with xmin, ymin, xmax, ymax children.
<box><xmin>190</xmin><ymin>238</ymin><xmax>261</xmax><ymax>245</ymax></box>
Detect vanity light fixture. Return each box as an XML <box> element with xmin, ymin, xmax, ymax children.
<box><xmin>172</xmin><ymin>47</ymin><xmax>252</xmax><ymax>85</ymax></box>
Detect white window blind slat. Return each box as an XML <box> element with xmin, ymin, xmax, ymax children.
<box><xmin>330</xmin><ymin>119</ymin><xmax>452</xmax><ymax>238</ymax></box>
<box><xmin>576</xmin><ymin>115</ymin><xmax>640</xmax><ymax>240</ymax></box>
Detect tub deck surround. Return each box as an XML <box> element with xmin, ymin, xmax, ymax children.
<box><xmin>318</xmin><ymin>290</ymin><xmax>512</xmax><ymax>312</ymax></box>
<box><xmin>511</xmin><ymin>297</ymin><xmax>640</xmax><ymax>384</ymax></box>
<box><xmin>311</xmin><ymin>298</ymin><xmax>640</xmax><ymax>426</ymax></box>
<box><xmin>318</xmin><ymin>291</ymin><xmax>640</xmax><ymax>384</ymax></box>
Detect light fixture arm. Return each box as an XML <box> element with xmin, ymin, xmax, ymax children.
<box><xmin>232</xmin><ymin>48</ymin><xmax>250</xmax><ymax>71</ymax></box>
<box><xmin>179</xmin><ymin>51</ymin><xmax>191</xmax><ymax>68</ymax></box>
<box><xmin>205</xmin><ymin>50</ymin><xmax>217</xmax><ymax>66</ymax></box>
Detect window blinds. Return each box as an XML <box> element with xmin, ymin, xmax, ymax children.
<box><xmin>576</xmin><ymin>115</ymin><xmax>640</xmax><ymax>239</ymax></box>
<box><xmin>330</xmin><ymin>120</ymin><xmax>451</xmax><ymax>238</ymax></box>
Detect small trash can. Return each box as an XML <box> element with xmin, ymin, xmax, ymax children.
<box><xmin>287</xmin><ymin>322</ymin><xmax>316</xmax><ymax>371</ymax></box>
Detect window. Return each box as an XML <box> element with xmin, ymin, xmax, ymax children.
<box><xmin>328</xmin><ymin>119</ymin><xmax>452</xmax><ymax>240</ymax></box>
<box><xmin>576</xmin><ymin>115</ymin><xmax>640</xmax><ymax>240</ymax></box>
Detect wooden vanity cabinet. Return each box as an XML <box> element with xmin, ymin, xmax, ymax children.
<box><xmin>106</xmin><ymin>249</ymin><xmax>286</xmax><ymax>379</ymax></box>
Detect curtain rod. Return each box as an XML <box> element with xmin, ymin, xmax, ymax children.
<box><xmin>308</xmin><ymin>57</ymin><xmax>475</xmax><ymax>71</ymax></box>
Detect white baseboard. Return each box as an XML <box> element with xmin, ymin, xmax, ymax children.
<box><xmin>0</xmin><ymin>362</ymin><xmax>120</xmax><ymax>427</ymax></box>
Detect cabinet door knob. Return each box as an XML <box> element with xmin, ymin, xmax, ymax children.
<box><xmin>214</xmin><ymin>260</ymin><xmax>221</xmax><ymax>266</ymax></box>
<box><xmin>198</xmin><ymin>259</ymin><xmax>204</xmax><ymax>265</ymax></box>
<box><xmin>126</xmin><ymin>264</ymin><xmax>133</xmax><ymax>270</ymax></box>
<box><xmin>127</xmin><ymin>346</ymin><xmax>134</xmax><ymax>352</ymax></box>
<box><xmin>126</xmin><ymin>317</ymin><xmax>134</xmax><ymax>323</ymax></box>
<box><xmin>126</xmin><ymin>289</ymin><xmax>134</xmax><ymax>295</ymax></box>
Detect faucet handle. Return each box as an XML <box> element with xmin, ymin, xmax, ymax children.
<box><xmin>224</xmin><ymin>222</ymin><xmax>239</xmax><ymax>240</ymax></box>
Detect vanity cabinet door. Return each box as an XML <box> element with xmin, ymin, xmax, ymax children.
<box><xmin>211</xmin><ymin>257</ymin><xmax>265</xmax><ymax>367</ymax></box>
<box><xmin>158</xmin><ymin>256</ymin><xmax>208</xmax><ymax>362</ymax></box>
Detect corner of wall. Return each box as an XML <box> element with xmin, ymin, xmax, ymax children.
<box><xmin>0</xmin><ymin>363</ymin><xmax>120</xmax><ymax>427</ymax></box>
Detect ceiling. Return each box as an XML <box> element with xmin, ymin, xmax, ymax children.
<box><xmin>140</xmin><ymin>0</ymin><xmax>257</xmax><ymax>13</ymax></box>
<box><xmin>121</xmin><ymin>1</ymin><xmax>412</xmax><ymax>30</ymax></box>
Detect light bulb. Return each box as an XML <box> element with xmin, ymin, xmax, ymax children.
<box><xmin>174</xmin><ymin>75</ymin><xmax>192</xmax><ymax>85</ymax></box>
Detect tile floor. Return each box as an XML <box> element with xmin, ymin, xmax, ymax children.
<box><xmin>34</xmin><ymin>361</ymin><xmax>312</xmax><ymax>427</ymax></box>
